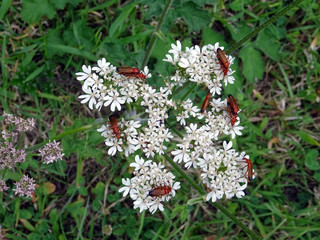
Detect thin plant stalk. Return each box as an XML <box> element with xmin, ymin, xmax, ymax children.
<box><xmin>25</xmin><ymin>124</ymin><xmax>93</xmax><ymax>153</ymax></box>
<box><xmin>141</xmin><ymin>0</ymin><xmax>173</xmax><ymax>69</ymax></box>
<box><xmin>227</xmin><ymin>0</ymin><xmax>305</xmax><ymax>54</ymax></box>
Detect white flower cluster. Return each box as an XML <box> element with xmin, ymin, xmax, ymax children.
<box><xmin>76</xmin><ymin>60</ymin><xmax>177</xmax><ymax>159</ymax></box>
<box><xmin>163</xmin><ymin>41</ymin><xmax>243</xmax><ymax>137</ymax></box>
<box><xmin>163</xmin><ymin>41</ymin><xmax>235</xmax><ymax>96</ymax></box>
<box><xmin>119</xmin><ymin>156</ymin><xmax>180</xmax><ymax>214</ymax></box>
<box><xmin>205</xmin><ymin>98</ymin><xmax>244</xmax><ymax>139</ymax></box>
<box><xmin>137</xmin><ymin>86</ymin><xmax>176</xmax><ymax>157</ymax></box>
<box><xmin>97</xmin><ymin>118</ymin><xmax>141</xmax><ymax>156</ymax></box>
<box><xmin>76</xmin><ymin>59</ymin><xmax>151</xmax><ymax>111</ymax></box>
<box><xmin>173</xmin><ymin>138</ymin><xmax>251</xmax><ymax>202</ymax></box>
<box><xmin>76</xmin><ymin>40</ymin><xmax>254</xmax><ymax>212</ymax></box>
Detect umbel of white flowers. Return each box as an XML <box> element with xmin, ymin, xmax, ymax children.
<box><xmin>119</xmin><ymin>156</ymin><xmax>180</xmax><ymax>214</ymax></box>
<box><xmin>75</xmin><ymin>41</ymin><xmax>255</xmax><ymax>213</ymax></box>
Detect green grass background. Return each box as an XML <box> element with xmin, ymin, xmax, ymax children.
<box><xmin>0</xmin><ymin>0</ymin><xmax>320</xmax><ymax>239</ymax></box>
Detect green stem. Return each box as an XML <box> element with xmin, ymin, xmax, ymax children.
<box><xmin>181</xmin><ymin>83</ymin><xmax>198</xmax><ymax>102</ymax></box>
<box><xmin>16</xmin><ymin>132</ymin><xmax>25</xmax><ymax>149</ymax></box>
<box><xmin>227</xmin><ymin>0</ymin><xmax>305</xmax><ymax>54</ymax></box>
<box><xmin>25</xmin><ymin>124</ymin><xmax>93</xmax><ymax>153</ymax></box>
<box><xmin>164</xmin><ymin>154</ymin><xmax>262</xmax><ymax>240</ymax></box>
<box><xmin>170</xmin><ymin>127</ymin><xmax>183</xmax><ymax>139</ymax></box>
<box><xmin>141</xmin><ymin>0</ymin><xmax>173</xmax><ymax>69</ymax></box>
<box><xmin>136</xmin><ymin>210</ymin><xmax>145</xmax><ymax>240</ymax></box>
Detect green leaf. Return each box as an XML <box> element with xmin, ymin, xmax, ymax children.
<box><xmin>109</xmin><ymin>3</ymin><xmax>136</xmax><ymax>38</ymax></box>
<box><xmin>62</xmin><ymin>20</ymin><xmax>94</xmax><ymax>50</ymax></box>
<box><xmin>229</xmin><ymin>0</ymin><xmax>245</xmax><ymax>11</ymax></box>
<box><xmin>113</xmin><ymin>226</ymin><xmax>126</xmax><ymax>235</ymax></box>
<box><xmin>305</xmin><ymin>149</ymin><xmax>320</xmax><ymax>170</ymax></box>
<box><xmin>23</xmin><ymin>65</ymin><xmax>45</xmax><ymax>83</ymax></box>
<box><xmin>228</xmin><ymin>21</ymin><xmax>252</xmax><ymax>42</ymax></box>
<box><xmin>180</xmin><ymin>205</ymin><xmax>188</xmax><ymax>223</ymax></box>
<box><xmin>227</xmin><ymin>201</ymin><xmax>239</xmax><ymax>214</ymax></box>
<box><xmin>79</xmin><ymin>186</ymin><xmax>88</xmax><ymax>196</ymax></box>
<box><xmin>171</xmin><ymin>204</ymin><xmax>183</xmax><ymax>219</ymax></box>
<box><xmin>66</xmin><ymin>200</ymin><xmax>84</xmax><ymax>213</ymax></box>
<box><xmin>255</xmin><ymin>28</ymin><xmax>280</xmax><ymax>61</ymax></box>
<box><xmin>176</xmin><ymin>2</ymin><xmax>211</xmax><ymax>32</ymax></box>
<box><xmin>181</xmin><ymin>0</ymin><xmax>207</xmax><ymax>7</ymax></box>
<box><xmin>49</xmin><ymin>209</ymin><xmax>60</xmax><ymax>235</ymax></box>
<box><xmin>259</xmin><ymin>117</ymin><xmax>269</xmax><ymax>131</ymax></box>
<box><xmin>49</xmin><ymin>0</ymin><xmax>67</xmax><ymax>9</ymax></box>
<box><xmin>0</xmin><ymin>0</ymin><xmax>12</xmax><ymax>20</ymax></box>
<box><xmin>0</xmin><ymin>88</ymin><xmax>16</xmax><ymax>99</ymax></box>
<box><xmin>46</xmin><ymin>29</ymin><xmax>65</xmax><ymax>58</ymax></box>
<box><xmin>27</xmin><ymin>233</ymin><xmax>41</xmax><ymax>240</ymax></box>
<box><xmin>92</xmin><ymin>182</ymin><xmax>105</xmax><ymax>197</ymax></box>
<box><xmin>20</xmin><ymin>209</ymin><xmax>33</xmax><ymax>220</ymax></box>
<box><xmin>20</xmin><ymin>218</ymin><xmax>36</xmax><ymax>232</ymax></box>
<box><xmin>186</xmin><ymin>196</ymin><xmax>205</xmax><ymax>205</ymax></box>
<box><xmin>239</xmin><ymin>46</ymin><xmax>264</xmax><ymax>83</ymax></box>
<box><xmin>21</xmin><ymin>0</ymin><xmax>56</xmax><ymax>24</ymax></box>
<box><xmin>68</xmin><ymin>0</ymin><xmax>81</xmax><ymax>6</ymax></box>
<box><xmin>46</xmin><ymin>43</ymin><xmax>98</xmax><ymax>61</ymax></box>
<box><xmin>314</xmin><ymin>171</ymin><xmax>320</xmax><ymax>182</ymax></box>
<box><xmin>202</xmin><ymin>27</ymin><xmax>225</xmax><ymax>46</ymax></box>
<box><xmin>295</xmin><ymin>131</ymin><xmax>320</xmax><ymax>147</ymax></box>
<box><xmin>36</xmin><ymin>221</ymin><xmax>49</xmax><ymax>234</ymax></box>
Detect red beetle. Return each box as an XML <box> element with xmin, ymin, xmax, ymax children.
<box><xmin>226</xmin><ymin>94</ymin><xmax>239</xmax><ymax>126</ymax></box>
<box><xmin>200</xmin><ymin>92</ymin><xmax>210</xmax><ymax>114</ymax></box>
<box><xmin>149</xmin><ymin>186</ymin><xmax>172</xmax><ymax>198</ymax></box>
<box><xmin>117</xmin><ymin>67</ymin><xmax>146</xmax><ymax>80</ymax></box>
<box><xmin>109</xmin><ymin>116</ymin><xmax>121</xmax><ymax>139</ymax></box>
<box><xmin>217</xmin><ymin>48</ymin><xmax>230</xmax><ymax>76</ymax></box>
<box><xmin>241</xmin><ymin>158</ymin><xmax>253</xmax><ymax>182</ymax></box>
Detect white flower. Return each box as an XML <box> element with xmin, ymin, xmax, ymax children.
<box><xmin>142</xmin><ymin>66</ymin><xmax>152</xmax><ymax>79</ymax></box>
<box><xmin>76</xmin><ymin>65</ymin><xmax>92</xmax><ymax>81</ymax></box>
<box><xmin>168</xmin><ymin>40</ymin><xmax>182</xmax><ymax>56</ymax></box>
<box><xmin>163</xmin><ymin>54</ymin><xmax>174</xmax><ymax>63</ymax></box>
<box><xmin>105</xmin><ymin>138</ymin><xmax>123</xmax><ymax>155</ymax></box>
<box><xmin>78</xmin><ymin>86</ymin><xmax>99</xmax><ymax>109</ymax></box>
<box><xmin>172</xmin><ymin>144</ymin><xmax>190</xmax><ymax>163</ymax></box>
<box><xmin>92</xmin><ymin>58</ymin><xmax>111</xmax><ymax>74</ymax></box>
<box><xmin>176</xmin><ymin>111</ymin><xmax>188</xmax><ymax>125</ymax></box>
<box><xmin>119</xmin><ymin>178</ymin><xmax>132</xmax><ymax>197</ymax></box>
<box><xmin>103</xmin><ymin>90</ymin><xmax>125</xmax><ymax>112</ymax></box>
<box><xmin>83</xmin><ymin>73</ymin><xmax>103</xmax><ymax>90</ymax></box>
<box><xmin>130</xmin><ymin>155</ymin><xmax>152</xmax><ymax>171</ymax></box>
<box><xmin>148</xmin><ymin>199</ymin><xmax>164</xmax><ymax>214</ymax></box>
<box><xmin>178</xmin><ymin>57</ymin><xmax>190</xmax><ymax>68</ymax></box>
<box><xmin>229</xmin><ymin>120</ymin><xmax>244</xmax><ymax>139</ymax></box>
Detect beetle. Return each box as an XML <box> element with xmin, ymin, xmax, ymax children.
<box><xmin>149</xmin><ymin>186</ymin><xmax>172</xmax><ymax>198</ymax></box>
<box><xmin>227</xmin><ymin>94</ymin><xmax>239</xmax><ymax>114</ymax></box>
<box><xmin>241</xmin><ymin>158</ymin><xmax>253</xmax><ymax>182</ymax></box>
<box><xmin>217</xmin><ymin>48</ymin><xmax>230</xmax><ymax>76</ymax></box>
<box><xmin>117</xmin><ymin>67</ymin><xmax>146</xmax><ymax>80</ymax></box>
<box><xmin>200</xmin><ymin>92</ymin><xmax>210</xmax><ymax>114</ymax></box>
<box><xmin>226</xmin><ymin>94</ymin><xmax>239</xmax><ymax>126</ymax></box>
<box><xmin>109</xmin><ymin>116</ymin><xmax>121</xmax><ymax>139</ymax></box>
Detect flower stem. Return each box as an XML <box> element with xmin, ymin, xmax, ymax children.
<box><xmin>164</xmin><ymin>153</ymin><xmax>262</xmax><ymax>240</ymax></box>
<box><xmin>181</xmin><ymin>82</ymin><xmax>198</xmax><ymax>102</ymax></box>
<box><xmin>16</xmin><ymin>132</ymin><xmax>25</xmax><ymax>149</ymax></box>
<box><xmin>227</xmin><ymin>0</ymin><xmax>305</xmax><ymax>54</ymax></box>
<box><xmin>25</xmin><ymin>124</ymin><xmax>93</xmax><ymax>153</ymax></box>
<box><xmin>136</xmin><ymin>211</ymin><xmax>145</xmax><ymax>240</ymax></box>
<box><xmin>141</xmin><ymin>0</ymin><xmax>173</xmax><ymax>69</ymax></box>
